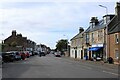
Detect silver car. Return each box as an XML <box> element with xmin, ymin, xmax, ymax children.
<box><xmin>54</xmin><ymin>51</ymin><xmax>61</xmax><ymax>57</ymax></box>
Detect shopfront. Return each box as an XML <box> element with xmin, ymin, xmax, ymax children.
<box><xmin>88</xmin><ymin>44</ymin><xmax>103</xmax><ymax>60</ymax></box>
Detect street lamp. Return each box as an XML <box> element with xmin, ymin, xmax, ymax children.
<box><xmin>99</xmin><ymin>5</ymin><xmax>108</xmax><ymax>62</ymax></box>
<box><xmin>99</xmin><ymin>5</ymin><xmax>108</xmax><ymax>16</ymax></box>
<box><xmin>0</xmin><ymin>33</ymin><xmax>4</xmax><ymax>52</ymax></box>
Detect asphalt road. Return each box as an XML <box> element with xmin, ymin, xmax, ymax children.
<box><xmin>2</xmin><ymin>54</ymin><xmax>119</xmax><ymax>78</ymax></box>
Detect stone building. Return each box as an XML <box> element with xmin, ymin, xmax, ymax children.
<box><xmin>3</xmin><ymin>30</ymin><xmax>36</xmax><ymax>52</ymax></box>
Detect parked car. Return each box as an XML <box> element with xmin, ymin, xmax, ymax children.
<box><xmin>0</xmin><ymin>52</ymin><xmax>3</xmax><ymax>64</ymax></box>
<box><xmin>39</xmin><ymin>51</ymin><xmax>46</xmax><ymax>57</ymax></box>
<box><xmin>9</xmin><ymin>51</ymin><xmax>21</xmax><ymax>60</ymax></box>
<box><xmin>24</xmin><ymin>51</ymin><xmax>30</xmax><ymax>58</ymax></box>
<box><xmin>96</xmin><ymin>57</ymin><xmax>102</xmax><ymax>61</ymax></box>
<box><xmin>54</xmin><ymin>51</ymin><xmax>61</xmax><ymax>57</ymax></box>
<box><xmin>20</xmin><ymin>52</ymin><xmax>26</xmax><ymax>60</ymax></box>
<box><xmin>34</xmin><ymin>51</ymin><xmax>39</xmax><ymax>55</ymax></box>
<box><xmin>2</xmin><ymin>52</ymin><xmax>15</xmax><ymax>62</ymax></box>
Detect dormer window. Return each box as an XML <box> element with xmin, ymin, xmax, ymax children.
<box><xmin>103</xmin><ymin>15</ymin><xmax>110</xmax><ymax>24</ymax></box>
<box><xmin>92</xmin><ymin>23</ymin><xmax>95</xmax><ymax>28</ymax></box>
<box><xmin>90</xmin><ymin>22</ymin><xmax>95</xmax><ymax>29</ymax></box>
<box><xmin>90</xmin><ymin>17</ymin><xmax>98</xmax><ymax>29</ymax></box>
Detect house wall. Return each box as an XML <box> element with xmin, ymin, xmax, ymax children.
<box><xmin>70</xmin><ymin>33</ymin><xmax>84</xmax><ymax>59</ymax></box>
<box><xmin>70</xmin><ymin>48</ymin><xmax>75</xmax><ymax>58</ymax></box>
<box><xmin>84</xmin><ymin>28</ymin><xmax>105</xmax><ymax>60</ymax></box>
<box><xmin>3</xmin><ymin>31</ymin><xmax>35</xmax><ymax>52</ymax></box>
<box><xmin>108</xmin><ymin>32</ymin><xmax>120</xmax><ymax>63</ymax></box>
<box><xmin>89</xmin><ymin>29</ymin><xmax>104</xmax><ymax>45</ymax></box>
<box><xmin>77</xmin><ymin>48</ymin><xmax>82</xmax><ymax>59</ymax></box>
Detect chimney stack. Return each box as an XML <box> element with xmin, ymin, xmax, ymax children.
<box><xmin>115</xmin><ymin>2</ymin><xmax>120</xmax><ymax>21</ymax></box>
<box><xmin>12</xmin><ymin>30</ymin><xmax>16</xmax><ymax>36</ymax></box>
<box><xmin>90</xmin><ymin>17</ymin><xmax>99</xmax><ymax>25</ymax></box>
<box><xmin>79</xmin><ymin>27</ymin><xmax>84</xmax><ymax>33</ymax></box>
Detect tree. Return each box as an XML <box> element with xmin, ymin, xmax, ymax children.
<box><xmin>56</xmin><ymin>39</ymin><xmax>68</xmax><ymax>51</ymax></box>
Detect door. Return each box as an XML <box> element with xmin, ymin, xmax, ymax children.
<box><xmin>81</xmin><ymin>50</ymin><xmax>83</xmax><ymax>59</ymax></box>
<box><xmin>89</xmin><ymin>51</ymin><xmax>91</xmax><ymax>60</ymax></box>
<box><xmin>75</xmin><ymin>50</ymin><xmax>77</xmax><ymax>58</ymax></box>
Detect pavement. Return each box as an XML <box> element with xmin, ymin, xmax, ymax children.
<box><xmin>62</xmin><ymin>55</ymin><xmax>119</xmax><ymax>69</ymax></box>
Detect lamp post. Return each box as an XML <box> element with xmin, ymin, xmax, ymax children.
<box><xmin>0</xmin><ymin>33</ymin><xmax>4</xmax><ymax>52</ymax></box>
<box><xmin>99</xmin><ymin>5</ymin><xmax>108</xmax><ymax>62</ymax></box>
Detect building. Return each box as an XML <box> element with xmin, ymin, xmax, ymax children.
<box><xmin>107</xmin><ymin>2</ymin><xmax>120</xmax><ymax>64</ymax></box>
<box><xmin>35</xmin><ymin>44</ymin><xmax>51</xmax><ymax>54</ymax></box>
<box><xmin>70</xmin><ymin>27</ymin><xmax>84</xmax><ymax>59</ymax></box>
<box><xmin>3</xmin><ymin>30</ymin><xmax>36</xmax><ymax>52</ymax></box>
<box><xmin>83</xmin><ymin>15</ymin><xmax>114</xmax><ymax>60</ymax></box>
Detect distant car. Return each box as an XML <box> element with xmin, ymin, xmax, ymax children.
<box><xmin>34</xmin><ymin>51</ymin><xmax>39</xmax><ymax>55</ymax></box>
<box><xmin>39</xmin><ymin>51</ymin><xmax>46</xmax><ymax>57</ymax></box>
<box><xmin>54</xmin><ymin>52</ymin><xmax>61</xmax><ymax>57</ymax></box>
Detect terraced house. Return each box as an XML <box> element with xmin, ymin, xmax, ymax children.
<box><xmin>70</xmin><ymin>2</ymin><xmax>120</xmax><ymax>64</ymax></box>
<box><xmin>107</xmin><ymin>2</ymin><xmax>120</xmax><ymax>64</ymax></box>
<box><xmin>70</xmin><ymin>27</ymin><xmax>84</xmax><ymax>59</ymax></box>
<box><xmin>3</xmin><ymin>30</ymin><xmax>36</xmax><ymax>52</ymax></box>
<box><xmin>84</xmin><ymin>15</ymin><xmax>114</xmax><ymax>61</ymax></box>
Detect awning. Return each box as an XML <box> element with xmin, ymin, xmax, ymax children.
<box><xmin>88</xmin><ymin>47</ymin><xmax>102</xmax><ymax>51</ymax></box>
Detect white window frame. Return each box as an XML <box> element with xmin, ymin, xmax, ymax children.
<box><xmin>115</xmin><ymin>50</ymin><xmax>119</xmax><ymax>59</ymax></box>
<box><xmin>115</xmin><ymin>34</ymin><xmax>119</xmax><ymax>44</ymax></box>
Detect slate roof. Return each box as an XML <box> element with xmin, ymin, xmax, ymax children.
<box><xmin>85</xmin><ymin>15</ymin><xmax>115</xmax><ymax>33</ymax></box>
<box><xmin>108</xmin><ymin>21</ymin><xmax>120</xmax><ymax>34</ymax></box>
<box><xmin>85</xmin><ymin>19</ymin><xmax>105</xmax><ymax>33</ymax></box>
<box><xmin>70</xmin><ymin>31</ymin><xmax>84</xmax><ymax>41</ymax></box>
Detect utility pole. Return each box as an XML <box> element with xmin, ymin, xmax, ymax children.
<box><xmin>99</xmin><ymin>5</ymin><xmax>108</xmax><ymax>62</ymax></box>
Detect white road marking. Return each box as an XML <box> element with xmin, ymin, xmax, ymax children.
<box><xmin>103</xmin><ymin>70</ymin><xmax>118</xmax><ymax>76</ymax></box>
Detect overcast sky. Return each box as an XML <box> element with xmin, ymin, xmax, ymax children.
<box><xmin>0</xmin><ymin>0</ymin><xmax>119</xmax><ymax>49</ymax></box>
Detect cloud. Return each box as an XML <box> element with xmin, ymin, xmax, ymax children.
<box><xmin>0</xmin><ymin>0</ymin><xmax>119</xmax><ymax>3</ymax></box>
<box><xmin>0</xmin><ymin>1</ymin><xmax>116</xmax><ymax>48</ymax></box>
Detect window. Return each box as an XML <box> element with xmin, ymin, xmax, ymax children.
<box><xmin>86</xmin><ymin>33</ymin><xmax>89</xmax><ymax>43</ymax></box>
<box><xmin>90</xmin><ymin>23</ymin><xmax>95</xmax><ymax>29</ymax></box>
<box><xmin>103</xmin><ymin>16</ymin><xmax>110</xmax><ymax>24</ymax></box>
<box><xmin>115</xmin><ymin>34</ymin><xmax>119</xmax><ymax>44</ymax></box>
<box><xmin>115</xmin><ymin>50</ymin><xmax>119</xmax><ymax>59</ymax></box>
<box><xmin>92</xmin><ymin>33</ymin><xmax>94</xmax><ymax>43</ymax></box>
<box><xmin>98</xmin><ymin>30</ymin><xmax>103</xmax><ymax>41</ymax></box>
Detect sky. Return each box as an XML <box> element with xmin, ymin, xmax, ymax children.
<box><xmin>0</xmin><ymin>0</ymin><xmax>119</xmax><ymax>49</ymax></box>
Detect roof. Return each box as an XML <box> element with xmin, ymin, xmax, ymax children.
<box><xmin>70</xmin><ymin>31</ymin><xmax>84</xmax><ymax>41</ymax></box>
<box><xmin>108</xmin><ymin>21</ymin><xmax>120</xmax><ymax>34</ymax></box>
<box><xmin>85</xmin><ymin>15</ymin><xmax>115</xmax><ymax>33</ymax></box>
<box><xmin>108</xmin><ymin>14</ymin><xmax>120</xmax><ymax>34</ymax></box>
<box><xmin>85</xmin><ymin>19</ymin><xmax>105</xmax><ymax>33</ymax></box>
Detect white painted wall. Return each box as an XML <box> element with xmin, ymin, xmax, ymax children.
<box><xmin>77</xmin><ymin>48</ymin><xmax>81</xmax><ymax>59</ymax></box>
<box><xmin>70</xmin><ymin>48</ymin><xmax>75</xmax><ymax>58</ymax></box>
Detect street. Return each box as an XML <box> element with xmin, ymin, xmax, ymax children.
<box><xmin>2</xmin><ymin>54</ymin><xmax>119</xmax><ymax>79</ymax></box>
